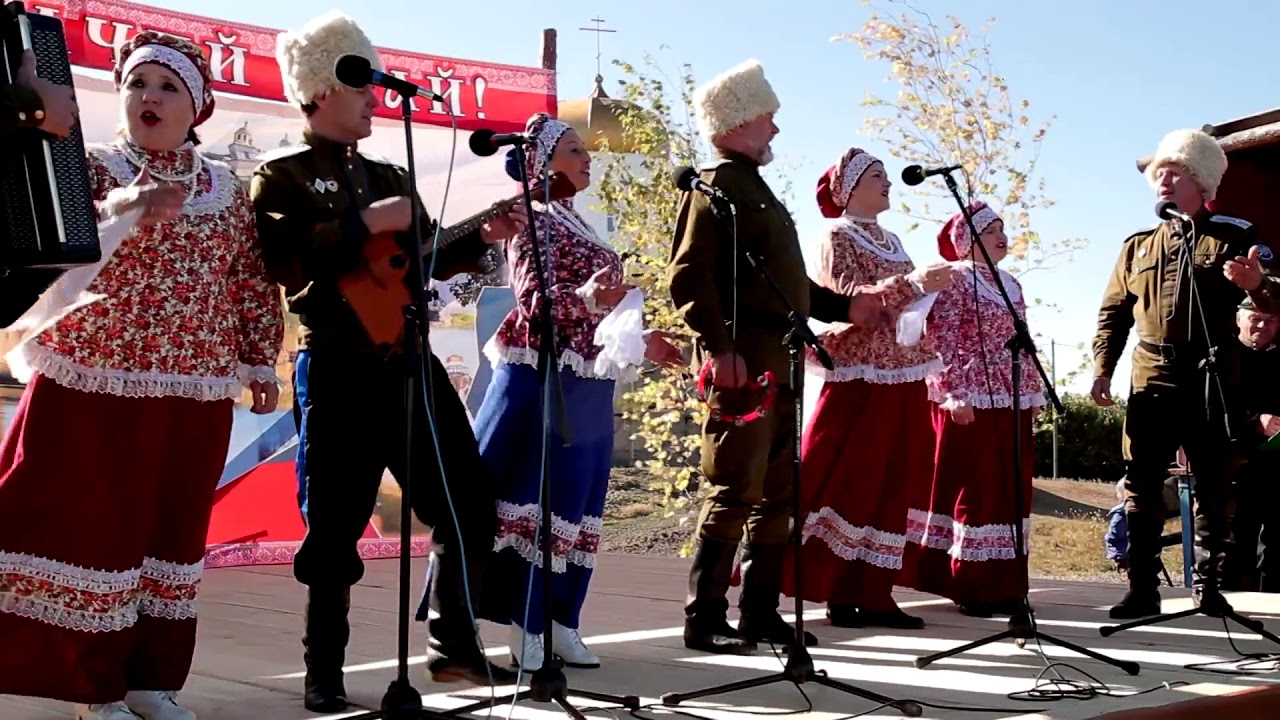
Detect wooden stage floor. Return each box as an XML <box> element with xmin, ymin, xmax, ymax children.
<box><xmin>4</xmin><ymin>554</ymin><xmax>1280</xmax><ymax>719</ymax></box>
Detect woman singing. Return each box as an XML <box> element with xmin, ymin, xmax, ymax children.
<box><xmin>471</xmin><ymin>113</ymin><xmax>682</xmax><ymax>669</ymax></box>
<box><xmin>900</xmin><ymin>203</ymin><xmax>1046</xmax><ymax>617</ymax></box>
<box><xmin>779</xmin><ymin>147</ymin><xmax>954</xmax><ymax>629</ymax></box>
<box><xmin>0</xmin><ymin>32</ymin><xmax>283</xmax><ymax>720</ymax></box>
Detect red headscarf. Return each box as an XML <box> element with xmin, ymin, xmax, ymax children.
<box><xmin>937</xmin><ymin>201</ymin><xmax>1001</xmax><ymax>261</ymax></box>
<box><xmin>816</xmin><ymin>147</ymin><xmax>880</xmax><ymax>218</ymax></box>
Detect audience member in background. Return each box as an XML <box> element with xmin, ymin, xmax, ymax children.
<box><xmin>1106</xmin><ymin>479</ymin><xmax>1129</xmax><ymax>570</ymax></box>
<box><xmin>1225</xmin><ymin>297</ymin><xmax>1280</xmax><ymax>592</ymax></box>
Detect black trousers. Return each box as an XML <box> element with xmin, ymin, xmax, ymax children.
<box><xmin>294</xmin><ymin>347</ymin><xmax>495</xmax><ymax>653</ymax></box>
<box><xmin>1226</xmin><ymin>452</ymin><xmax>1280</xmax><ymax>592</ymax></box>
<box><xmin>1123</xmin><ymin>383</ymin><xmax>1237</xmax><ymax>591</ymax></box>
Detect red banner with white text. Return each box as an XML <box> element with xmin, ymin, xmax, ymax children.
<box><xmin>21</xmin><ymin>0</ymin><xmax>555</xmax><ymax>132</ymax></box>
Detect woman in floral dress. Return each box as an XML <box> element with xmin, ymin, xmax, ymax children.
<box><xmin>469</xmin><ymin>112</ymin><xmax>682</xmax><ymax>670</ymax></box>
<box><xmin>900</xmin><ymin>202</ymin><xmax>1046</xmax><ymax>617</ymax></box>
<box><xmin>0</xmin><ymin>32</ymin><xmax>283</xmax><ymax>720</ymax></box>
<box><xmin>779</xmin><ymin>147</ymin><xmax>954</xmax><ymax>629</ymax></box>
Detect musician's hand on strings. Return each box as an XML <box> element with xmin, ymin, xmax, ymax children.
<box><xmin>643</xmin><ymin>330</ymin><xmax>686</xmax><ymax>369</ymax></box>
<box><xmin>360</xmin><ymin>196</ymin><xmax>413</xmax><ymax>235</ymax></box>
<box><xmin>1225</xmin><ymin>245</ymin><xmax>1266</xmax><ymax>291</ymax></box>
<box><xmin>480</xmin><ymin>200</ymin><xmax>527</xmax><ymax>243</ymax></box>
<box><xmin>248</xmin><ymin>380</ymin><xmax>280</xmax><ymax>414</ymax></box>
<box><xmin>710</xmin><ymin>352</ymin><xmax>748</xmax><ymax>389</ymax></box>
<box><xmin>16</xmin><ymin>50</ymin><xmax>77</xmax><ymax>139</ymax></box>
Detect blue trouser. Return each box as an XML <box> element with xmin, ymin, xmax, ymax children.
<box><xmin>416</xmin><ymin>362</ymin><xmax>614</xmax><ymax>630</ymax></box>
<box><xmin>293</xmin><ymin>349</ymin><xmax>311</xmax><ymax>519</ymax></box>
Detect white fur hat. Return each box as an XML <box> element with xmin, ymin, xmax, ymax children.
<box><xmin>276</xmin><ymin>10</ymin><xmax>383</xmax><ymax>106</ymax></box>
<box><xmin>693</xmin><ymin>59</ymin><xmax>780</xmax><ymax>143</ymax></box>
<box><xmin>1145</xmin><ymin>128</ymin><xmax>1228</xmax><ymax>202</ymax></box>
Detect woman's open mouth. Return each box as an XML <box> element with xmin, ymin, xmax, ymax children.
<box><xmin>140</xmin><ymin>111</ymin><xmax>161</xmax><ymax>127</ymax></box>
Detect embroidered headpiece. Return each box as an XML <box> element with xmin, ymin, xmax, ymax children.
<box><xmin>816</xmin><ymin>147</ymin><xmax>880</xmax><ymax>218</ymax></box>
<box><xmin>504</xmin><ymin>112</ymin><xmax>573</xmax><ymax>183</ymax></box>
<box><xmin>937</xmin><ymin>201</ymin><xmax>1001</xmax><ymax>261</ymax></box>
<box><xmin>114</xmin><ymin>31</ymin><xmax>215</xmax><ymax>129</ymax></box>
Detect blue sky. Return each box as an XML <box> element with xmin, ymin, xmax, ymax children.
<box><xmin>146</xmin><ymin>0</ymin><xmax>1277</xmax><ymax>396</ymax></box>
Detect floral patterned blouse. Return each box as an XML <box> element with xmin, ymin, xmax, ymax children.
<box><xmin>13</xmin><ymin>140</ymin><xmax>284</xmax><ymax>400</ymax></box>
<box><xmin>485</xmin><ymin>199</ymin><xmax>629</xmax><ymax>381</ymax></box>
<box><xmin>925</xmin><ymin>262</ymin><xmax>1046</xmax><ymax>411</ymax></box>
<box><xmin>812</xmin><ymin>217</ymin><xmax>943</xmax><ymax>383</ymax></box>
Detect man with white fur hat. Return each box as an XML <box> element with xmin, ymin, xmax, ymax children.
<box><xmin>1092</xmin><ymin>127</ymin><xmax>1280</xmax><ymax>619</ymax></box>
<box><xmin>250</xmin><ymin>10</ymin><xmax>523</xmax><ymax>711</ymax></box>
<box><xmin>667</xmin><ymin>58</ymin><xmax>890</xmax><ymax>655</ymax></box>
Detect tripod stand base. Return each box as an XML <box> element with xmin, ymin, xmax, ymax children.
<box><xmin>342</xmin><ymin>678</ymin><xmax>458</xmax><ymax>720</ymax></box>
<box><xmin>915</xmin><ymin>611</ymin><xmax>1141</xmax><ymax>676</ymax></box>
<box><xmin>444</xmin><ymin>662</ymin><xmax>641</xmax><ymax>719</ymax></box>
<box><xmin>659</xmin><ymin>645</ymin><xmax>922</xmax><ymax>717</ymax></box>
<box><xmin>1101</xmin><ymin>604</ymin><xmax>1280</xmax><ymax>647</ymax></box>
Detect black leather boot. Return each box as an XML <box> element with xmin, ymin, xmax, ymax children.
<box><xmin>302</xmin><ymin>586</ymin><xmax>350</xmax><ymax>713</ymax></box>
<box><xmin>1192</xmin><ymin>506</ymin><xmax>1235</xmax><ymax>615</ymax></box>
<box><xmin>422</xmin><ymin>546</ymin><xmax>518</xmax><ymax>685</ymax></box>
<box><xmin>736</xmin><ymin>543</ymin><xmax>817</xmax><ymax>647</ymax></box>
<box><xmin>1110</xmin><ymin>511</ymin><xmax>1163</xmax><ymax>619</ymax></box>
<box><xmin>684</xmin><ymin>539</ymin><xmax>756</xmax><ymax>654</ymax></box>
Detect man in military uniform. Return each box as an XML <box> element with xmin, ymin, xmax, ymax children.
<box><xmin>1092</xmin><ymin>128</ymin><xmax>1280</xmax><ymax>619</ymax></box>
<box><xmin>1225</xmin><ymin>297</ymin><xmax>1280</xmax><ymax>592</ymax></box>
<box><xmin>249</xmin><ymin>12</ymin><xmax>522</xmax><ymax>712</ymax></box>
<box><xmin>668</xmin><ymin>58</ymin><xmax>890</xmax><ymax>654</ymax></box>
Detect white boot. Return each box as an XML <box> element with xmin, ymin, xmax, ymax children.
<box><xmin>74</xmin><ymin>702</ymin><xmax>141</xmax><ymax>720</ymax></box>
<box><xmin>509</xmin><ymin>625</ymin><xmax>544</xmax><ymax>669</ymax></box>
<box><xmin>123</xmin><ymin>691</ymin><xmax>197</xmax><ymax>720</ymax></box>
<box><xmin>552</xmin><ymin>622</ymin><xmax>600</xmax><ymax>668</ymax></box>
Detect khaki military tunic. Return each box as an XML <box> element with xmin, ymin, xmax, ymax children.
<box><xmin>667</xmin><ymin>152</ymin><xmax>850</xmax><ymax>546</ymax></box>
<box><xmin>249</xmin><ymin>130</ymin><xmax>489</xmax><ymax>353</ymax></box>
<box><xmin>1093</xmin><ymin>211</ymin><xmax>1280</xmax><ymax>391</ymax></box>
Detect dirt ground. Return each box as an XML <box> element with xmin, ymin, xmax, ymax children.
<box><xmin>600</xmin><ymin>468</ymin><xmax>1187</xmax><ymax>584</ymax></box>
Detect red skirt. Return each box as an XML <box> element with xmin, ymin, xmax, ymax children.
<box><xmin>0</xmin><ymin>373</ymin><xmax>233</xmax><ymax>704</ymax></box>
<box><xmin>899</xmin><ymin>404</ymin><xmax>1035</xmax><ymax>606</ymax></box>
<box><xmin>779</xmin><ymin>379</ymin><xmax>935</xmax><ymax>609</ymax></box>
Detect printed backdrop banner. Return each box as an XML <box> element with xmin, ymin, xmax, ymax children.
<box><xmin>0</xmin><ymin>1</ymin><xmax>549</xmax><ymax>567</ymax></box>
<box><xmin>21</xmin><ymin>0</ymin><xmax>556</xmax><ymax>132</ymax></box>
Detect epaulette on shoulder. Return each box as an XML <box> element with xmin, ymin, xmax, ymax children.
<box><xmin>1123</xmin><ymin>225</ymin><xmax>1159</xmax><ymax>243</ymax></box>
<box><xmin>255</xmin><ymin>144</ymin><xmax>311</xmax><ymax>165</ymax></box>
<box><xmin>1209</xmin><ymin>214</ymin><xmax>1253</xmax><ymax>230</ymax></box>
<box><xmin>359</xmin><ymin>150</ymin><xmax>404</xmax><ymax>170</ymax></box>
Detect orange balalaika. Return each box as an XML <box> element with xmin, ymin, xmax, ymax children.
<box><xmin>337</xmin><ymin>171</ymin><xmax>577</xmax><ymax>352</ymax></box>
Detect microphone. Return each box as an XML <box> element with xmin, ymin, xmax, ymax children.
<box><xmin>333</xmin><ymin>54</ymin><xmax>444</xmax><ymax>103</ymax></box>
<box><xmin>901</xmin><ymin>164</ymin><xmax>962</xmax><ymax>186</ymax></box>
<box><xmin>673</xmin><ymin>165</ymin><xmax>730</xmax><ymax>204</ymax></box>
<box><xmin>1156</xmin><ymin>200</ymin><xmax>1193</xmax><ymax>223</ymax></box>
<box><xmin>468</xmin><ymin>128</ymin><xmax>534</xmax><ymax>158</ymax></box>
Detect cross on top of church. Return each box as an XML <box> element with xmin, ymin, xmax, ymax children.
<box><xmin>579</xmin><ymin>17</ymin><xmax>616</xmax><ymax>81</ymax></box>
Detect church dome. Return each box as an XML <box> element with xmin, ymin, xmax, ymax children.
<box><xmin>558</xmin><ymin>75</ymin><xmax>644</xmax><ymax>153</ymax></box>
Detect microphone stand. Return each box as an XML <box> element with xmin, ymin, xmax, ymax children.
<box><xmin>444</xmin><ymin>142</ymin><xmax>640</xmax><ymax>720</ymax></box>
<box><xmin>657</xmin><ymin>197</ymin><xmax>923</xmax><ymax>718</ymax></box>
<box><xmin>1098</xmin><ymin>212</ymin><xmax>1280</xmax><ymax>647</ymax></box>
<box><xmin>347</xmin><ymin>75</ymin><xmax>457</xmax><ymax>720</ymax></box>
<box><xmin>911</xmin><ymin>171</ymin><xmax>1140</xmax><ymax>677</ymax></box>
